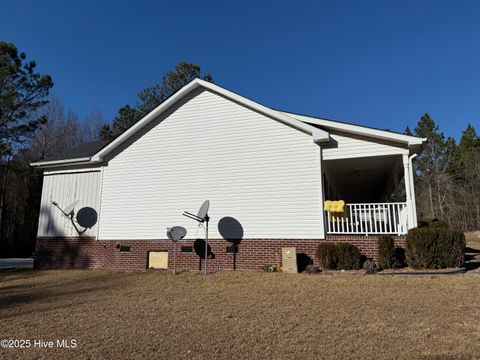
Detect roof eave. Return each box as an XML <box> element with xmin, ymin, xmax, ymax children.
<box><xmin>30</xmin><ymin>157</ymin><xmax>98</xmax><ymax>169</ymax></box>
<box><xmin>282</xmin><ymin>111</ymin><xmax>426</xmax><ymax>146</ymax></box>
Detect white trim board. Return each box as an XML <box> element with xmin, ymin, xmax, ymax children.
<box><xmin>282</xmin><ymin>111</ymin><xmax>425</xmax><ymax>146</ymax></box>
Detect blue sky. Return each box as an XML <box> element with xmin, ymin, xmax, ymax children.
<box><xmin>2</xmin><ymin>0</ymin><xmax>479</xmax><ymax>139</ymax></box>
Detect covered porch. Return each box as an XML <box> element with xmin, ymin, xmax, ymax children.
<box><xmin>322</xmin><ymin>154</ymin><xmax>417</xmax><ymax>235</ymax></box>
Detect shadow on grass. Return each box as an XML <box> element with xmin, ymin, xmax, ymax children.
<box><xmin>0</xmin><ymin>269</ymin><xmax>45</xmax><ymax>283</ymax></box>
<box><xmin>464</xmin><ymin>246</ymin><xmax>480</xmax><ymax>271</ymax></box>
<box><xmin>0</xmin><ymin>270</ymin><xmax>137</xmax><ymax>318</ymax></box>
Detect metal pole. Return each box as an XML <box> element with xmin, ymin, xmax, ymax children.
<box><xmin>173</xmin><ymin>241</ymin><xmax>177</xmax><ymax>275</ymax></box>
<box><xmin>204</xmin><ymin>219</ymin><xmax>208</xmax><ymax>275</ymax></box>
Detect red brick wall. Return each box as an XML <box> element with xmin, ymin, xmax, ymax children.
<box><xmin>35</xmin><ymin>235</ymin><xmax>406</xmax><ymax>272</ymax></box>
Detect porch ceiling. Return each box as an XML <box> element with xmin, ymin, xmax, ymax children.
<box><xmin>324</xmin><ymin>155</ymin><xmax>403</xmax><ymax>203</ymax></box>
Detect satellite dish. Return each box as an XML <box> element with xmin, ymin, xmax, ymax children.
<box><xmin>63</xmin><ymin>200</ymin><xmax>78</xmax><ymax>217</ymax></box>
<box><xmin>197</xmin><ymin>200</ymin><xmax>210</xmax><ymax>221</ymax></box>
<box><xmin>183</xmin><ymin>200</ymin><xmax>210</xmax><ymax>223</ymax></box>
<box><xmin>167</xmin><ymin>226</ymin><xmax>187</xmax><ymax>242</ymax></box>
<box><xmin>167</xmin><ymin>226</ymin><xmax>188</xmax><ymax>275</ymax></box>
<box><xmin>52</xmin><ymin>200</ymin><xmax>98</xmax><ymax>235</ymax></box>
<box><xmin>51</xmin><ymin>199</ymin><xmax>78</xmax><ymax>218</ymax></box>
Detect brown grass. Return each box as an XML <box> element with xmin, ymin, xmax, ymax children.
<box><xmin>1</xmin><ymin>262</ymin><xmax>480</xmax><ymax>359</ymax></box>
<box><xmin>465</xmin><ymin>231</ymin><xmax>480</xmax><ymax>242</ymax></box>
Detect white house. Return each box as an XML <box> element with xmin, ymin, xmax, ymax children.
<box><xmin>31</xmin><ymin>79</ymin><xmax>425</xmax><ymax>271</ymax></box>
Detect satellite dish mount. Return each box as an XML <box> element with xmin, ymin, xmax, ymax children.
<box><xmin>51</xmin><ymin>200</ymin><xmax>89</xmax><ymax>235</ymax></box>
<box><xmin>166</xmin><ymin>226</ymin><xmax>187</xmax><ymax>275</ymax></box>
<box><xmin>183</xmin><ymin>200</ymin><xmax>210</xmax><ymax>275</ymax></box>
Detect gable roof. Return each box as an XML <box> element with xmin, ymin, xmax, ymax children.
<box><xmin>31</xmin><ymin>79</ymin><xmax>425</xmax><ymax>169</ymax></box>
<box><xmin>90</xmin><ymin>79</ymin><xmax>330</xmax><ymax>162</ymax></box>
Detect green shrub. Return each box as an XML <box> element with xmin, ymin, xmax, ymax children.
<box><xmin>316</xmin><ymin>243</ymin><xmax>337</xmax><ymax>270</ymax></box>
<box><xmin>336</xmin><ymin>243</ymin><xmax>362</xmax><ymax>270</ymax></box>
<box><xmin>378</xmin><ymin>236</ymin><xmax>396</xmax><ymax>269</ymax></box>
<box><xmin>316</xmin><ymin>243</ymin><xmax>361</xmax><ymax>270</ymax></box>
<box><xmin>405</xmin><ymin>228</ymin><xmax>465</xmax><ymax>269</ymax></box>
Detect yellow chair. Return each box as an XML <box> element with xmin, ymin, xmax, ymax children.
<box><xmin>324</xmin><ymin>200</ymin><xmax>346</xmax><ymax>220</ymax></box>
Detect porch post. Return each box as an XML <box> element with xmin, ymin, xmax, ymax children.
<box><xmin>402</xmin><ymin>154</ymin><xmax>414</xmax><ymax>229</ymax></box>
<box><xmin>319</xmin><ymin>147</ymin><xmax>326</xmax><ymax>239</ymax></box>
<box><xmin>408</xmin><ymin>154</ymin><xmax>418</xmax><ymax>228</ymax></box>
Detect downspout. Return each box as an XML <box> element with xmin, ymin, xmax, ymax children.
<box><xmin>408</xmin><ymin>154</ymin><xmax>418</xmax><ymax>228</ymax></box>
<box><xmin>96</xmin><ymin>165</ymin><xmax>105</xmax><ymax>240</ymax></box>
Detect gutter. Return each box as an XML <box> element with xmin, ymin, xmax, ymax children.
<box><xmin>286</xmin><ymin>111</ymin><xmax>427</xmax><ymax>146</ymax></box>
<box><xmin>30</xmin><ymin>157</ymin><xmax>97</xmax><ymax>168</ymax></box>
<box><xmin>312</xmin><ymin>130</ymin><xmax>330</xmax><ymax>144</ymax></box>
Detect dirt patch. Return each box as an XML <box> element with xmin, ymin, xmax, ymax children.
<box><xmin>1</xmin><ymin>269</ymin><xmax>480</xmax><ymax>359</ymax></box>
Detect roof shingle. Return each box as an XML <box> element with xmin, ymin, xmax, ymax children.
<box><xmin>42</xmin><ymin>140</ymin><xmax>108</xmax><ymax>162</ymax></box>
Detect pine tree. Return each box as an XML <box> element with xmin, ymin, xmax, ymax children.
<box><xmin>413</xmin><ymin>113</ymin><xmax>455</xmax><ymax>220</ymax></box>
<box><xmin>100</xmin><ymin>62</ymin><xmax>213</xmax><ymax>141</ymax></box>
<box><xmin>0</xmin><ymin>41</ymin><xmax>53</xmax><ymax>253</ymax></box>
<box><xmin>0</xmin><ymin>41</ymin><xmax>53</xmax><ymax>157</ymax></box>
<box><xmin>457</xmin><ymin>124</ymin><xmax>480</xmax><ymax>229</ymax></box>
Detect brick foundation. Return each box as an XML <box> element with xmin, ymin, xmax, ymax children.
<box><xmin>35</xmin><ymin>235</ymin><xmax>406</xmax><ymax>272</ymax></box>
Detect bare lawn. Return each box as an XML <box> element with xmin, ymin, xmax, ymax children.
<box><xmin>2</xmin><ymin>259</ymin><xmax>480</xmax><ymax>359</ymax></box>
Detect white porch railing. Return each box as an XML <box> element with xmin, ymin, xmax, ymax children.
<box><xmin>325</xmin><ymin>202</ymin><xmax>408</xmax><ymax>235</ymax></box>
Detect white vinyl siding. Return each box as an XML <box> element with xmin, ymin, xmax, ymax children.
<box><xmin>37</xmin><ymin>170</ymin><xmax>101</xmax><ymax>237</ymax></box>
<box><xmin>98</xmin><ymin>89</ymin><xmax>324</xmax><ymax>240</ymax></box>
<box><xmin>322</xmin><ymin>131</ymin><xmax>408</xmax><ymax>160</ymax></box>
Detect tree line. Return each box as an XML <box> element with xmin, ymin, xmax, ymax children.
<box><xmin>0</xmin><ymin>40</ymin><xmax>478</xmax><ymax>257</ymax></box>
<box><xmin>410</xmin><ymin>114</ymin><xmax>480</xmax><ymax>231</ymax></box>
<box><xmin>0</xmin><ymin>40</ymin><xmax>212</xmax><ymax>256</ymax></box>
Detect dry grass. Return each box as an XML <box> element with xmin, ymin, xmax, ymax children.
<box><xmin>2</xmin><ymin>261</ymin><xmax>480</xmax><ymax>359</ymax></box>
<box><xmin>465</xmin><ymin>231</ymin><xmax>480</xmax><ymax>242</ymax></box>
